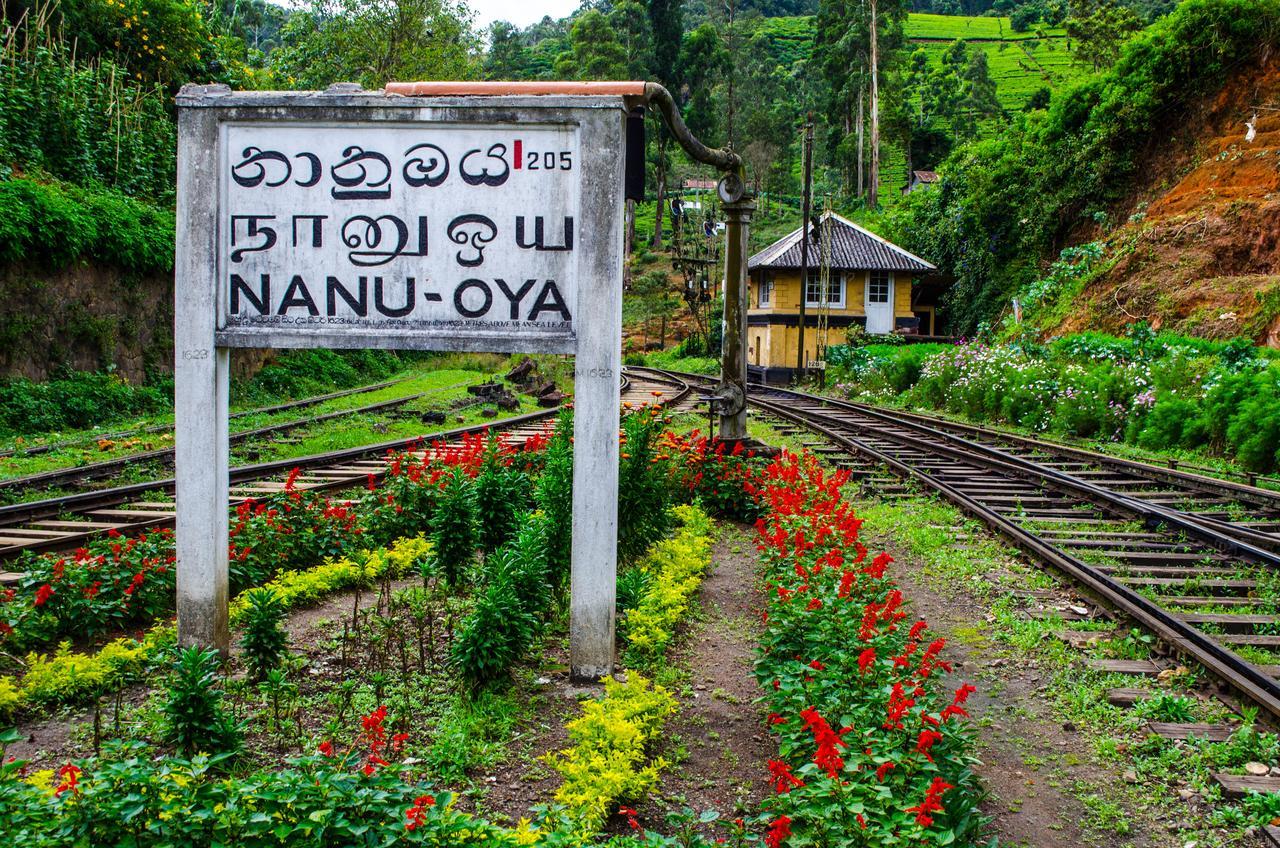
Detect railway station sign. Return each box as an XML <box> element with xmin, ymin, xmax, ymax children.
<box><xmin>219</xmin><ymin>122</ymin><xmax>581</xmax><ymax>351</ymax></box>
<box><xmin>174</xmin><ymin>83</ymin><xmax>631</xmax><ymax>680</ymax></box>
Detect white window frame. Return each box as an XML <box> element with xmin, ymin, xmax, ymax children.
<box><xmin>758</xmin><ymin>274</ymin><xmax>774</xmax><ymax>307</ymax></box>
<box><xmin>804</xmin><ymin>271</ymin><xmax>845</xmax><ymax>309</ymax></box>
<box><xmin>867</xmin><ymin>271</ymin><xmax>893</xmax><ymax>305</ymax></box>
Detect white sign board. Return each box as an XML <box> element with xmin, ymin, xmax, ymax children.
<box><xmin>220</xmin><ymin>123</ymin><xmax>581</xmax><ymax>350</ymax></box>
<box><xmin>175</xmin><ymin>87</ymin><xmax>626</xmax><ymax>680</ymax></box>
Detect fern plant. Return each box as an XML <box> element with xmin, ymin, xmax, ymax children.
<box><xmin>239</xmin><ymin>587</ymin><xmax>288</xmax><ymax>681</ymax></box>
<box><xmin>162</xmin><ymin>646</ymin><xmax>242</xmax><ymax>757</ymax></box>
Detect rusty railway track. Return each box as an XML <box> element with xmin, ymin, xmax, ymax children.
<box><xmin>634</xmin><ymin>366</ymin><xmax>1280</xmax><ymax>723</ymax></box>
<box><xmin>0</xmin><ymin>372</ymin><xmax>693</xmax><ymax>569</ymax></box>
<box><xmin>0</xmin><ymin>378</ymin><xmax>482</xmax><ymax>499</ymax></box>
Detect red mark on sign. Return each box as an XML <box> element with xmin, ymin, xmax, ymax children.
<box><xmin>513</xmin><ymin>139</ymin><xmax>523</xmax><ymax>168</ymax></box>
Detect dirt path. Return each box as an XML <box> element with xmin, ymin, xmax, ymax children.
<box><xmin>477</xmin><ymin>522</ymin><xmax>773</xmax><ymax>834</ymax></box>
<box><xmin>865</xmin><ymin>527</ymin><xmax>1166</xmax><ymax>848</ymax></box>
<box><xmin>646</xmin><ymin>524</ymin><xmax>773</xmax><ymax>826</ymax></box>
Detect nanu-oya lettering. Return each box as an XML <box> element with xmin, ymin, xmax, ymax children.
<box><xmin>229</xmin><ymin>275</ymin><xmax>572</xmax><ymax>322</ymax></box>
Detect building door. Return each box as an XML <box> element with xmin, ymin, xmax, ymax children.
<box><xmin>865</xmin><ymin>272</ymin><xmax>894</xmax><ymax>334</ymax></box>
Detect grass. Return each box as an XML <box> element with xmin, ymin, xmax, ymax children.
<box><xmin>0</xmin><ymin>368</ymin><xmax>494</xmax><ymax>482</ymax></box>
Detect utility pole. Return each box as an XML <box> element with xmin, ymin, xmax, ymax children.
<box><xmin>869</xmin><ymin>0</ymin><xmax>880</xmax><ymax>208</ymax></box>
<box><xmin>796</xmin><ymin>119</ymin><xmax>814</xmax><ymax>378</ymax></box>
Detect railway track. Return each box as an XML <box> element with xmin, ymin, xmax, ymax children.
<box><xmin>0</xmin><ymin>372</ymin><xmax>692</xmax><ymax>569</ymax></box>
<box><xmin>0</xmin><ymin>378</ymin><xmax>482</xmax><ymax>499</ymax></box>
<box><xmin>633</xmin><ymin>367</ymin><xmax>1280</xmax><ymax>722</ymax></box>
<box><xmin>0</xmin><ymin>378</ymin><xmax>407</xmax><ymax>460</ymax></box>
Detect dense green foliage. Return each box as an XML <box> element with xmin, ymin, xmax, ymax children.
<box><xmin>429</xmin><ymin>468</ymin><xmax>478</xmax><ymax>586</ymax></box>
<box><xmin>0</xmin><ymin>178</ymin><xmax>174</xmax><ymax>271</ymax></box>
<box><xmin>888</xmin><ymin>0</ymin><xmax>1280</xmax><ymax>332</ymax></box>
<box><xmin>0</xmin><ymin>370</ymin><xmax>172</xmax><ymax>436</ymax></box>
<box><xmin>829</xmin><ymin>331</ymin><xmax>1280</xmax><ymax>472</ymax></box>
<box><xmin>0</xmin><ymin>349</ymin><xmax>404</xmax><ymax>438</ymax></box>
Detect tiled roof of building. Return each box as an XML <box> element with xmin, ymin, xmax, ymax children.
<box><xmin>747</xmin><ymin>211</ymin><xmax>936</xmax><ymax>273</ymax></box>
<box><xmin>912</xmin><ymin>170</ymin><xmax>939</xmax><ymax>183</ymax></box>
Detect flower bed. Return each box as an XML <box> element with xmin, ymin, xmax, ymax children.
<box><xmin>750</xmin><ymin>451</ymin><xmax>986</xmax><ymax>844</ymax></box>
<box><xmin>0</xmin><ymin>536</ymin><xmax>431</xmax><ymax>719</ymax></box>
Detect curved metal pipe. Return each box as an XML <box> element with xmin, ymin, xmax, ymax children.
<box><xmin>642</xmin><ymin>82</ymin><xmax>742</xmax><ymax>174</ymax></box>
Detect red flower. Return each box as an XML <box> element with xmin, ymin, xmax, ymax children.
<box><xmin>54</xmin><ymin>763</ymin><xmax>81</xmax><ymax>796</ymax></box>
<box><xmin>767</xmin><ymin>759</ymin><xmax>805</xmax><ymax>794</ymax></box>
<box><xmin>838</xmin><ymin>570</ymin><xmax>857</xmax><ymax>598</ymax></box>
<box><xmin>907</xmin><ymin>777</ymin><xmax>954</xmax><ymax>827</ymax></box>
<box><xmin>875</xmin><ymin>761</ymin><xmax>896</xmax><ymax>782</ymax></box>
<box><xmin>857</xmin><ymin>647</ymin><xmax>876</xmax><ymax>674</ymax></box>
<box><xmin>800</xmin><ymin>707</ymin><xmax>848</xmax><ymax>778</ymax></box>
<box><xmin>34</xmin><ymin>584</ymin><xmax>54</xmax><ymax>607</ymax></box>
<box><xmin>916</xmin><ymin>729</ymin><xmax>944</xmax><ymax>762</ymax></box>
<box><xmin>765</xmin><ymin>815</ymin><xmax>792</xmax><ymax>848</ymax></box>
<box><xmin>619</xmin><ymin>806</ymin><xmax>643</xmax><ymax>832</ymax></box>
<box><xmin>405</xmin><ymin>794</ymin><xmax>435</xmax><ymax>831</ymax></box>
<box><xmin>318</xmin><ymin>741</ymin><xmax>334</xmax><ymax>757</ymax></box>
<box><xmin>808</xmin><ymin>659</ymin><xmax>825</xmax><ymax>671</ymax></box>
<box><xmin>767</xmin><ymin>712</ymin><xmax>786</xmax><ymax>725</ymax></box>
<box><xmin>805</xmin><ymin>597</ymin><xmax>823</xmax><ymax>611</ymax></box>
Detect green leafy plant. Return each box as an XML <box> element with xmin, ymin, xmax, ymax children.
<box><xmin>238</xmin><ymin>587</ymin><xmax>287</xmax><ymax>681</ymax></box>
<box><xmin>429</xmin><ymin>467</ymin><xmax>477</xmax><ymax>586</ymax></box>
<box><xmin>161</xmin><ymin>646</ymin><xmax>242</xmax><ymax>757</ymax></box>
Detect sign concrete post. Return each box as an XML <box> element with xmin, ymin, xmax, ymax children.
<box><xmin>173</xmin><ymin>83</ymin><xmax>629</xmax><ymax>677</ymax></box>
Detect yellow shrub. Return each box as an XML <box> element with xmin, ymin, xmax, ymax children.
<box><xmin>622</xmin><ymin>504</ymin><xmax>714</xmax><ymax>665</ymax></box>
<box><xmin>229</xmin><ymin>535</ymin><xmax>431</xmax><ymax>624</ymax></box>
<box><xmin>0</xmin><ymin>675</ymin><xmax>18</xmax><ymax>719</ymax></box>
<box><xmin>549</xmin><ymin>673</ymin><xmax>676</xmax><ymax>840</ymax></box>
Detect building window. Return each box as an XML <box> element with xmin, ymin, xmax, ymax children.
<box><xmin>867</xmin><ymin>271</ymin><xmax>891</xmax><ymax>304</ymax></box>
<box><xmin>804</xmin><ymin>272</ymin><xmax>844</xmax><ymax>308</ymax></box>
<box><xmin>758</xmin><ymin>274</ymin><xmax>774</xmax><ymax>307</ymax></box>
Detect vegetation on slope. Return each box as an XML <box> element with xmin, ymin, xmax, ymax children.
<box><xmin>886</xmin><ymin>0</ymin><xmax>1280</xmax><ymax>334</ymax></box>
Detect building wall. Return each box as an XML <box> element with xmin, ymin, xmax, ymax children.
<box><xmin>747</xmin><ymin>269</ymin><xmax>918</xmax><ymax>370</ymax></box>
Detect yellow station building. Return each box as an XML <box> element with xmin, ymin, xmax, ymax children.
<box><xmin>747</xmin><ymin>211</ymin><xmax>939</xmax><ymax>385</ymax></box>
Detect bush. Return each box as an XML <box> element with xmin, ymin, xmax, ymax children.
<box><xmin>472</xmin><ymin>451</ymin><xmax>531</xmax><ymax>555</ymax></box>
<box><xmin>0</xmin><ymin>369</ymin><xmax>172</xmax><ymax>436</ymax></box>
<box><xmin>429</xmin><ymin>468</ymin><xmax>477</xmax><ymax>586</ymax></box>
<box><xmin>622</xmin><ymin>504</ymin><xmax>714</xmax><ymax>666</ymax></box>
<box><xmin>534</xmin><ymin>411</ymin><xmax>574</xmax><ymax>595</ymax></box>
<box><xmin>161</xmin><ymin>646</ymin><xmax>242</xmax><ymax>757</ymax></box>
<box><xmin>549</xmin><ymin>673</ymin><xmax>677</xmax><ymax>838</ymax></box>
<box><xmin>238</xmin><ymin>587</ymin><xmax>287</xmax><ymax>681</ymax></box>
<box><xmin>618</xmin><ymin>406</ymin><xmax>672</xmax><ymax>561</ymax></box>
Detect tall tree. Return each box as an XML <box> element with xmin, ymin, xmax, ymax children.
<box><xmin>680</xmin><ymin>22</ymin><xmax>729</xmax><ymax>144</ymax></box>
<box><xmin>647</xmin><ymin>0</ymin><xmax>684</xmax><ymax>248</ymax></box>
<box><xmin>554</xmin><ymin>10</ymin><xmax>628</xmax><ymax>80</ymax></box>
<box><xmin>609</xmin><ymin>0</ymin><xmax>653</xmax><ymax>78</ymax></box>
<box><xmin>647</xmin><ymin>0</ymin><xmax>684</xmax><ymax>87</ymax></box>
<box><xmin>1065</xmin><ymin>0</ymin><xmax>1141</xmax><ymax>70</ymax></box>
<box><xmin>484</xmin><ymin>21</ymin><xmax>532</xmax><ymax>79</ymax></box>
<box><xmin>269</xmin><ymin>0</ymin><xmax>478</xmax><ymax>88</ymax></box>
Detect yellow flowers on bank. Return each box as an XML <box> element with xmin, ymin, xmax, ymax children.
<box><xmin>622</xmin><ymin>504</ymin><xmax>714</xmax><ymax>665</ymax></box>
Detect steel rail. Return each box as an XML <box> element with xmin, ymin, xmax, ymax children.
<box><xmin>753</xmin><ymin>385</ymin><xmax>1280</xmax><ymax>568</ymax></box>
<box><xmin>845</xmin><ymin>399</ymin><xmax>1280</xmax><ymax>508</ymax></box>
<box><xmin>0</xmin><ymin>388</ymin><xmax>453</xmax><ymax>496</ymax></box>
